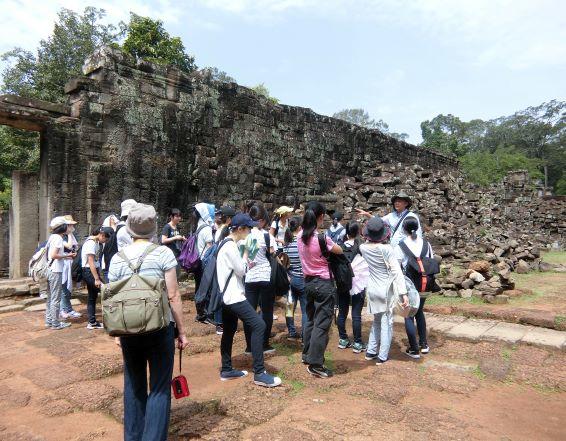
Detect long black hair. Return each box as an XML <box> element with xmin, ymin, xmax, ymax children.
<box><xmin>345</xmin><ymin>221</ymin><xmax>360</xmax><ymax>239</ymax></box>
<box><xmin>403</xmin><ymin>217</ymin><xmax>419</xmax><ymax>240</ymax></box>
<box><xmin>301</xmin><ymin>201</ymin><xmax>325</xmax><ymax>244</ymax></box>
<box><xmin>284</xmin><ymin>216</ymin><xmax>302</xmax><ymax>245</ymax></box>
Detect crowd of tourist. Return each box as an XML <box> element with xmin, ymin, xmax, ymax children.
<box><xmin>38</xmin><ymin>192</ymin><xmax>435</xmax><ymax>440</ymax></box>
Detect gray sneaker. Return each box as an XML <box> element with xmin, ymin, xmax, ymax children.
<box><xmin>51</xmin><ymin>322</ymin><xmax>71</xmax><ymax>330</ymax></box>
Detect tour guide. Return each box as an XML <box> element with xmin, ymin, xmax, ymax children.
<box><xmin>357</xmin><ymin>191</ymin><xmax>422</xmax><ymax>247</ymax></box>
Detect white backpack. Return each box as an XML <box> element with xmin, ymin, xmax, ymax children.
<box><xmin>28</xmin><ymin>245</ymin><xmax>52</xmax><ymax>282</ymax></box>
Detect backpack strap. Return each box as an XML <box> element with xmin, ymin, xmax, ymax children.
<box><xmin>420</xmin><ymin>239</ymin><xmax>430</xmax><ymax>258</ymax></box>
<box><xmin>391</xmin><ymin>211</ymin><xmax>412</xmax><ymax>236</ymax></box>
<box><xmin>118</xmin><ymin>244</ymin><xmax>159</xmax><ymax>274</ymax></box>
<box><xmin>398</xmin><ymin>240</ymin><xmax>416</xmax><ymax>259</ymax></box>
<box><xmin>264</xmin><ymin>232</ymin><xmax>272</xmax><ymax>258</ymax></box>
<box><xmin>216</xmin><ymin>238</ymin><xmax>235</xmax><ymax>293</ymax></box>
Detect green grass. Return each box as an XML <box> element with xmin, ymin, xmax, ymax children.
<box><xmin>472</xmin><ymin>365</ymin><xmax>486</xmax><ymax>380</ymax></box>
<box><xmin>273</xmin><ymin>342</ymin><xmax>298</xmax><ymax>364</ymax></box>
<box><xmin>541</xmin><ymin>250</ymin><xmax>566</xmax><ymax>265</ymax></box>
<box><xmin>554</xmin><ymin>315</ymin><xmax>566</xmax><ymax>327</ymax></box>
<box><xmin>500</xmin><ymin>345</ymin><xmax>517</xmax><ymax>361</ymax></box>
<box><xmin>426</xmin><ymin>294</ymin><xmax>484</xmax><ymax>306</ymax></box>
<box><xmin>324</xmin><ymin>350</ymin><xmax>335</xmax><ymax>371</ymax></box>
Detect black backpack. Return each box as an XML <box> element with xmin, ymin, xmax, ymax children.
<box><xmin>71</xmin><ymin>244</ymin><xmax>83</xmax><ymax>282</ymax></box>
<box><xmin>103</xmin><ymin>224</ymin><xmax>124</xmax><ymax>270</ymax></box>
<box><xmin>399</xmin><ymin>239</ymin><xmax>441</xmax><ymax>293</ymax></box>
<box><xmin>194</xmin><ymin>238</ymin><xmax>234</xmax><ymax>322</ymax></box>
<box><xmin>317</xmin><ymin>233</ymin><xmax>354</xmax><ymax>293</ymax></box>
<box><xmin>340</xmin><ymin>238</ymin><xmax>361</xmax><ymax>264</ymax></box>
<box><xmin>264</xmin><ymin>232</ymin><xmax>290</xmax><ymax>297</ymax></box>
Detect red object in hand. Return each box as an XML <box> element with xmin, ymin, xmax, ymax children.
<box><xmin>171</xmin><ymin>348</ymin><xmax>190</xmax><ymax>399</ymax></box>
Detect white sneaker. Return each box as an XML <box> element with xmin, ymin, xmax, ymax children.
<box><xmin>86</xmin><ymin>322</ymin><xmax>104</xmax><ymax>330</ymax></box>
<box><xmin>69</xmin><ymin>311</ymin><xmax>82</xmax><ymax>318</ymax></box>
<box><xmin>60</xmin><ymin>311</ymin><xmax>70</xmax><ymax>319</ymax></box>
<box><xmin>51</xmin><ymin>322</ymin><xmax>71</xmax><ymax>330</ymax></box>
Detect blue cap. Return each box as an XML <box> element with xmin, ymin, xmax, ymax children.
<box><xmin>230</xmin><ymin>213</ymin><xmax>258</xmax><ymax>228</ymax></box>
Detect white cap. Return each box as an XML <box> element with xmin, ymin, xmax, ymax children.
<box><xmin>120</xmin><ymin>199</ymin><xmax>137</xmax><ymax>218</ymax></box>
<box><xmin>49</xmin><ymin>216</ymin><xmax>68</xmax><ymax>230</ymax></box>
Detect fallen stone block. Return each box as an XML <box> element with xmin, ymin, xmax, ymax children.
<box><xmin>480</xmin><ymin>322</ymin><xmax>528</xmax><ymax>344</ymax></box>
<box><xmin>444</xmin><ymin>319</ymin><xmax>497</xmax><ymax>342</ymax></box>
<box><xmin>0</xmin><ymin>304</ymin><xmax>25</xmax><ymax>314</ymax></box>
<box><xmin>521</xmin><ymin>327</ymin><xmax>566</xmax><ymax>351</ymax></box>
<box><xmin>13</xmin><ymin>285</ymin><xmax>30</xmax><ymax>295</ymax></box>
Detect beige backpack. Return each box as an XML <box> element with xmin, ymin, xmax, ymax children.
<box><xmin>101</xmin><ymin>244</ymin><xmax>171</xmax><ymax>336</ymax></box>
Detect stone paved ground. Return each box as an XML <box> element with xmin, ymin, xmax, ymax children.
<box><xmin>0</xmin><ymin>298</ymin><xmax>565</xmax><ymax>441</ymax></box>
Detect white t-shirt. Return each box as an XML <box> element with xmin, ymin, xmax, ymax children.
<box><xmin>196</xmin><ymin>220</ymin><xmax>214</xmax><ymax>256</ymax></box>
<box><xmin>216</xmin><ymin>239</ymin><xmax>247</xmax><ymax>305</ymax></box>
<box><xmin>393</xmin><ymin>236</ymin><xmax>433</xmax><ymax>269</ymax></box>
<box><xmin>81</xmin><ymin>238</ymin><xmax>100</xmax><ymax>269</ymax></box>
<box><xmin>245</xmin><ymin>228</ymin><xmax>276</xmax><ymax>283</ymax></box>
<box><xmin>47</xmin><ymin>234</ymin><xmax>65</xmax><ymax>273</ymax></box>
<box><xmin>271</xmin><ymin>219</ymin><xmax>287</xmax><ymax>249</ymax></box>
<box><xmin>117</xmin><ymin>223</ymin><xmax>133</xmax><ymax>251</ymax></box>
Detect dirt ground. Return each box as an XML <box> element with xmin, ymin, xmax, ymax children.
<box><xmin>0</xmin><ymin>299</ymin><xmax>565</xmax><ymax>441</ymax></box>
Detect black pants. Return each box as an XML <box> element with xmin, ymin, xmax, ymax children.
<box><xmin>302</xmin><ymin>277</ymin><xmax>336</xmax><ymax>366</ymax></box>
<box><xmin>193</xmin><ymin>265</ymin><xmax>206</xmax><ymax>320</ymax></box>
<box><xmin>83</xmin><ymin>268</ymin><xmax>101</xmax><ymax>325</ymax></box>
<box><xmin>405</xmin><ymin>297</ymin><xmax>428</xmax><ymax>351</ymax></box>
<box><xmin>244</xmin><ymin>281</ymin><xmax>274</xmax><ymax>348</ymax></box>
<box><xmin>337</xmin><ymin>289</ymin><xmax>366</xmax><ymax>343</ymax></box>
<box><xmin>221</xmin><ymin>300</ymin><xmax>266</xmax><ymax>375</ymax></box>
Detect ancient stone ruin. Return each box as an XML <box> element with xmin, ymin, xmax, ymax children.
<box><xmin>0</xmin><ymin>46</ymin><xmax>564</xmax><ymax>281</ymax></box>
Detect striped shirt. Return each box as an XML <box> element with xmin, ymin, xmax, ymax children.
<box><xmin>283</xmin><ymin>237</ymin><xmax>303</xmax><ymax>279</ymax></box>
<box><xmin>108</xmin><ymin>242</ymin><xmax>177</xmax><ymax>282</ymax></box>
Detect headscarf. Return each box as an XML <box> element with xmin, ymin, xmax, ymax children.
<box><xmin>195</xmin><ymin>202</ymin><xmax>215</xmax><ymax>226</ymax></box>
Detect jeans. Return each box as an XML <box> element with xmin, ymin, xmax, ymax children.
<box><xmin>83</xmin><ymin>268</ymin><xmax>101</xmax><ymax>324</ymax></box>
<box><xmin>194</xmin><ymin>265</ymin><xmax>205</xmax><ymax>320</ymax></box>
<box><xmin>367</xmin><ymin>311</ymin><xmax>393</xmax><ymax>361</ymax></box>
<box><xmin>60</xmin><ymin>284</ymin><xmax>73</xmax><ymax>313</ymax></box>
<box><xmin>244</xmin><ymin>281</ymin><xmax>274</xmax><ymax>348</ymax></box>
<box><xmin>405</xmin><ymin>297</ymin><xmax>428</xmax><ymax>351</ymax></box>
<box><xmin>120</xmin><ymin>323</ymin><xmax>175</xmax><ymax>441</ymax></box>
<box><xmin>46</xmin><ymin>270</ymin><xmax>63</xmax><ymax>327</ymax></box>
<box><xmin>285</xmin><ymin>276</ymin><xmax>307</xmax><ymax>337</ymax></box>
<box><xmin>302</xmin><ymin>277</ymin><xmax>336</xmax><ymax>366</ymax></box>
<box><xmin>221</xmin><ymin>300</ymin><xmax>266</xmax><ymax>375</ymax></box>
<box><xmin>337</xmin><ymin>289</ymin><xmax>366</xmax><ymax>343</ymax></box>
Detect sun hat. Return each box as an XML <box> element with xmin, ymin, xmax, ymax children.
<box><xmin>49</xmin><ymin>216</ymin><xmax>68</xmax><ymax>230</ymax></box>
<box><xmin>100</xmin><ymin>226</ymin><xmax>115</xmax><ymax>238</ymax></box>
<box><xmin>219</xmin><ymin>205</ymin><xmax>236</xmax><ymax>217</ymax></box>
<box><xmin>230</xmin><ymin>213</ymin><xmax>258</xmax><ymax>229</ymax></box>
<box><xmin>274</xmin><ymin>206</ymin><xmax>294</xmax><ymax>216</ymax></box>
<box><xmin>363</xmin><ymin>217</ymin><xmax>390</xmax><ymax>243</ymax></box>
<box><xmin>126</xmin><ymin>203</ymin><xmax>157</xmax><ymax>239</ymax></box>
<box><xmin>391</xmin><ymin>191</ymin><xmax>412</xmax><ymax>208</ymax></box>
<box><xmin>120</xmin><ymin>199</ymin><xmax>137</xmax><ymax>218</ymax></box>
<box><xmin>63</xmin><ymin>215</ymin><xmax>78</xmax><ymax>225</ymax></box>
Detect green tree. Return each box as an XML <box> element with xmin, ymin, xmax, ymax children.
<box><xmin>203</xmin><ymin>67</ymin><xmax>235</xmax><ymax>83</ymax></box>
<box><xmin>122</xmin><ymin>14</ymin><xmax>196</xmax><ymax>72</ymax></box>
<box><xmin>251</xmin><ymin>83</ymin><xmax>279</xmax><ymax>104</ymax></box>
<box><xmin>333</xmin><ymin>108</ymin><xmax>409</xmax><ymax>140</ymax></box>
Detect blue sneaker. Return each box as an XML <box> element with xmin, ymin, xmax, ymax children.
<box><xmin>220</xmin><ymin>369</ymin><xmax>248</xmax><ymax>381</ymax></box>
<box><xmin>253</xmin><ymin>371</ymin><xmax>282</xmax><ymax>388</ymax></box>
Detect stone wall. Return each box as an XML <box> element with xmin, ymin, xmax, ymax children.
<box><xmin>0</xmin><ymin>210</ymin><xmax>8</xmax><ymax>277</ymax></box>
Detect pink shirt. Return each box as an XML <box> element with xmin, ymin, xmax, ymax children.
<box><xmin>297</xmin><ymin>231</ymin><xmax>335</xmax><ymax>279</ymax></box>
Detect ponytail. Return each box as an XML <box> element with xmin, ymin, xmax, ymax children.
<box><xmin>301</xmin><ymin>201</ymin><xmax>325</xmax><ymax>244</ymax></box>
<box><xmin>402</xmin><ymin>217</ymin><xmax>419</xmax><ymax>240</ymax></box>
<box><xmin>284</xmin><ymin>216</ymin><xmax>302</xmax><ymax>245</ymax></box>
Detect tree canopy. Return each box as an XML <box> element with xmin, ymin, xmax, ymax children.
<box><xmin>333</xmin><ymin>108</ymin><xmax>409</xmax><ymax>141</ymax></box>
<box><xmin>251</xmin><ymin>83</ymin><xmax>279</xmax><ymax>104</ymax></box>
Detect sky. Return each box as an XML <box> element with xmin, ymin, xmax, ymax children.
<box><xmin>1</xmin><ymin>0</ymin><xmax>565</xmax><ymax>142</ymax></box>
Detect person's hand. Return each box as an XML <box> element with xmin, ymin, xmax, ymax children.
<box><xmin>68</xmin><ymin>252</ymin><xmax>77</xmax><ymax>259</ymax></box>
<box><xmin>355</xmin><ymin>208</ymin><xmax>372</xmax><ymax>218</ymax></box>
<box><xmin>95</xmin><ymin>279</ymin><xmax>102</xmax><ymax>288</ymax></box>
<box><xmin>177</xmin><ymin>333</ymin><xmax>189</xmax><ymax>350</ymax></box>
<box><xmin>401</xmin><ymin>295</ymin><xmax>409</xmax><ymax>308</ymax></box>
<box><xmin>114</xmin><ymin>337</ymin><xmax>121</xmax><ymax>347</ymax></box>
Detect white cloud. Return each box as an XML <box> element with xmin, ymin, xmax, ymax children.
<box><xmin>195</xmin><ymin>0</ymin><xmax>566</xmax><ymax>70</ymax></box>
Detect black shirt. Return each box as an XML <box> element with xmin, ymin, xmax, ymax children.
<box><xmin>161</xmin><ymin>223</ymin><xmax>182</xmax><ymax>257</ymax></box>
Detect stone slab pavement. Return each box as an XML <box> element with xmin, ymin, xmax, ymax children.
<box><xmin>368</xmin><ymin>311</ymin><xmax>566</xmax><ymax>352</ymax></box>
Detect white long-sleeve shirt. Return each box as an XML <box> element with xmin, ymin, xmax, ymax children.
<box><xmin>216</xmin><ymin>239</ymin><xmax>247</xmax><ymax>305</ymax></box>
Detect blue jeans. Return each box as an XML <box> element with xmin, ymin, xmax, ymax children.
<box><xmin>60</xmin><ymin>284</ymin><xmax>73</xmax><ymax>313</ymax></box>
<box><xmin>366</xmin><ymin>311</ymin><xmax>393</xmax><ymax>361</ymax></box>
<box><xmin>405</xmin><ymin>297</ymin><xmax>428</xmax><ymax>351</ymax></box>
<box><xmin>120</xmin><ymin>323</ymin><xmax>175</xmax><ymax>441</ymax></box>
<box><xmin>286</xmin><ymin>276</ymin><xmax>307</xmax><ymax>337</ymax></box>
<box><xmin>337</xmin><ymin>289</ymin><xmax>366</xmax><ymax>343</ymax></box>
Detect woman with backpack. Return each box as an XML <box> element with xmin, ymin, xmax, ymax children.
<box><xmin>216</xmin><ymin>212</ymin><xmax>282</xmax><ymax>388</ymax></box>
<box><xmin>282</xmin><ymin>216</ymin><xmax>307</xmax><ymax>341</ymax></box>
<box><xmin>45</xmin><ymin>216</ymin><xmax>76</xmax><ymax>330</ymax></box>
<box><xmin>394</xmin><ymin>217</ymin><xmax>434</xmax><ymax>359</ymax></box>
<box><xmin>242</xmin><ymin>204</ymin><xmax>277</xmax><ymax>353</ymax></box>
<box><xmin>360</xmin><ymin>217</ymin><xmax>409</xmax><ymax>364</ymax></box>
<box><xmin>60</xmin><ymin>215</ymin><xmax>82</xmax><ymax>320</ymax></box>
<box><xmin>298</xmin><ymin>201</ymin><xmax>343</xmax><ymax>378</ymax></box>
<box><xmin>82</xmin><ymin>226</ymin><xmax>111</xmax><ymax>329</ymax></box>
<box><xmin>108</xmin><ymin>203</ymin><xmax>189</xmax><ymax>441</ymax></box>
<box><xmin>192</xmin><ymin>203</ymin><xmax>215</xmax><ymax>322</ymax></box>
<box><xmin>336</xmin><ymin>221</ymin><xmax>367</xmax><ymax>354</ymax></box>
<box><xmin>270</xmin><ymin>206</ymin><xmax>293</xmax><ymax>253</ymax></box>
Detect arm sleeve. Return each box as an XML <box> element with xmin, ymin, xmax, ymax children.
<box><xmin>387</xmin><ymin>250</ymin><xmax>407</xmax><ymax>295</ymax></box>
<box><xmin>203</xmin><ymin>227</ymin><xmax>213</xmax><ymax>243</ymax></box>
<box><xmin>160</xmin><ymin>247</ymin><xmax>178</xmax><ymax>272</ymax></box>
<box><xmin>161</xmin><ymin>224</ymin><xmax>171</xmax><ymax>236</ymax></box>
<box><xmin>324</xmin><ymin>235</ymin><xmax>335</xmax><ymax>251</ymax></box>
<box><xmin>228</xmin><ymin>243</ymin><xmax>247</xmax><ymax>278</ymax></box>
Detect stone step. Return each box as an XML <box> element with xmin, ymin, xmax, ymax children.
<box><xmin>24</xmin><ymin>298</ymin><xmax>81</xmax><ymax>312</ymax></box>
<box><xmin>0</xmin><ymin>277</ymin><xmax>34</xmax><ymax>286</ymax></box>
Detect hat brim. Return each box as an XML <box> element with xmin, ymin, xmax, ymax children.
<box><xmin>363</xmin><ymin>224</ymin><xmax>391</xmax><ymax>243</ymax></box>
<box><xmin>125</xmin><ymin>223</ymin><xmax>157</xmax><ymax>240</ymax></box>
<box><xmin>233</xmin><ymin>221</ymin><xmax>258</xmax><ymax>229</ymax></box>
<box><xmin>391</xmin><ymin>196</ymin><xmax>412</xmax><ymax>208</ymax></box>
